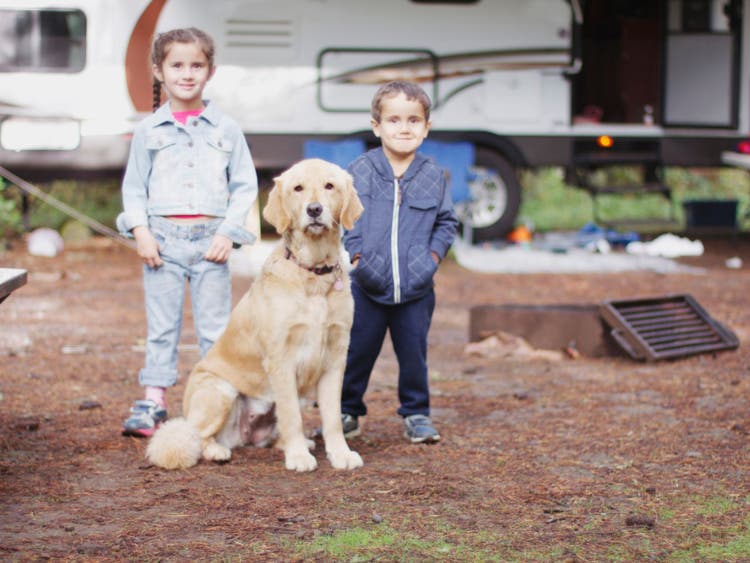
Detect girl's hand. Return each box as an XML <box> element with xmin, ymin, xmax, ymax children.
<box><xmin>205</xmin><ymin>234</ymin><xmax>233</xmax><ymax>263</ymax></box>
<box><xmin>133</xmin><ymin>226</ymin><xmax>163</xmax><ymax>268</ymax></box>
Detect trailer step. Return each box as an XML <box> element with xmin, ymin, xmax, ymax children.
<box><xmin>580</xmin><ymin>182</ymin><xmax>671</xmax><ymax>197</ymax></box>
<box><xmin>595</xmin><ymin>217</ymin><xmax>680</xmax><ymax>230</ymax></box>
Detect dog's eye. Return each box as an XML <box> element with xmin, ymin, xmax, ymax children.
<box><xmin>294</xmin><ymin>185</ymin><xmax>303</xmax><ymax>192</ymax></box>
<box><xmin>325</xmin><ymin>183</ymin><xmax>334</xmax><ymax>190</ymax></box>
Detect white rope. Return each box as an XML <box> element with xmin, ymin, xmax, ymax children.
<box><xmin>0</xmin><ymin>165</ymin><xmax>136</xmax><ymax>250</ymax></box>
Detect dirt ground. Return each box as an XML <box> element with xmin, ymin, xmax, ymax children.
<box><xmin>0</xmin><ymin>234</ymin><xmax>749</xmax><ymax>561</ymax></box>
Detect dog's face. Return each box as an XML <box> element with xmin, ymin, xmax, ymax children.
<box><xmin>263</xmin><ymin>158</ymin><xmax>364</xmax><ymax>235</ymax></box>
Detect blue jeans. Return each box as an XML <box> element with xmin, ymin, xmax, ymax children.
<box><xmin>138</xmin><ymin>216</ymin><xmax>231</xmax><ymax>388</ymax></box>
<box><xmin>341</xmin><ymin>283</ymin><xmax>435</xmax><ymax>418</ymax></box>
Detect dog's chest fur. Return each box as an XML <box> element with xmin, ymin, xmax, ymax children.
<box><xmin>282</xmin><ymin>275</ymin><xmax>351</xmax><ymax>394</ymax></box>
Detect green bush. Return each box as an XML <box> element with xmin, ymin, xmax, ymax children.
<box><xmin>29</xmin><ymin>179</ymin><xmax>121</xmax><ymax>231</ymax></box>
<box><xmin>0</xmin><ymin>181</ymin><xmax>23</xmax><ymax>245</ymax></box>
<box><xmin>519</xmin><ymin>166</ymin><xmax>750</xmax><ymax>232</ymax></box>
<box><xmin>518</xmin><ymin>167</ymin><xmax>592</xmax><ymax>231</ymax></box>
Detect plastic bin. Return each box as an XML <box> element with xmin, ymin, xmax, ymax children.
<box><xmin>682</xmin><ymin>199</ymin><xmax>738</xmax><ymax>228</ymax></box>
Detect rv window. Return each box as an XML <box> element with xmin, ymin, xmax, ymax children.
<box><xmin>0</xmin><ymin>9</ymin><xmax>85</xmax><ymax>72</ymax></box>
<box><xmin>410</xmin><ymin>1</ymin><xmax>479</xmax><ymax>3</ymax></box>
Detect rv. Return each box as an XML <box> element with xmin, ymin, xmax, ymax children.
<box><xmin>0</xmin><ymin>0</ymin><xmax>745</xmax><ymax>240</ymax></box>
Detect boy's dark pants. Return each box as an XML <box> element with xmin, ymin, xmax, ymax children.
<box><xmin>341</xmin><ymin>282</ymin><xmax>435</xmax><ymax>418</ymax></box>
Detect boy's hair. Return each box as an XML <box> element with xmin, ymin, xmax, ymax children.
<box><xmin>151</xmin><ymin>27</ymin><xmax>216</xmax><ymax>112</ymax></box>
<box><xmin>371</xmin><ymin>81</ymin><xmax>431</xmax><ymax>123</ymax></box>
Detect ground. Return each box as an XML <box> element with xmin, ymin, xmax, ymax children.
<box><xmin>0</xmin><ymin>235</ymin><xmax>749</xmax><ymax>561</ymax></box>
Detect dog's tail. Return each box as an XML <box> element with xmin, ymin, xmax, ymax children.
<box><xmin>146</xmin><ymin>417</ymin><xmax>202</xmax><ymax>470</ymax></box>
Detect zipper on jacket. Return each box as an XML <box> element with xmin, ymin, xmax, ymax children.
<box><xmin>391</xmin><ymin>178</ymin><xmax>401</xmax><ymax>303</ymax></box>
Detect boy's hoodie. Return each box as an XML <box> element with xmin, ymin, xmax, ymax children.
<box><xmin>344</xmin><ymin>147</ymin><xmax>458</xmax><ymax>305</ymax></box>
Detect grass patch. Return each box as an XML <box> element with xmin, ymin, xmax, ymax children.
<box><xmin>695</xmin><ymin>495</ymin><xmax>739</xmax><ymax>517</ymax></box>
<box><xmin>668</xmin><ymin>520</ymin><xmax>750</xmax><ymax>562</ymax></box>
<box><xmin>286</xmin><ymin>518</ymin><xmax>651</xmax><ymax>562</ymax></box>
<box><xmin>288</xmin><ymin>523</ymin><xmax>506</xmax><ymax>562</ymax></box>
<box><xmin>692</xmin><ymin>530</ymin><xmax>750</xmax><ymax>561</ymax></box>
<box><xmin>661</xmin><ymin>495</ymin><xmax>750</xmax><ymax>562</ymax></box>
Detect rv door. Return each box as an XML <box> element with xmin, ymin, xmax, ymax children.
<box><xmin>663</xmin><ymin>0</ymin><xmax>741</xmax><ymax>127</ymax></box>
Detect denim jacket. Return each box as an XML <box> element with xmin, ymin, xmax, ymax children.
<box><xmin>344</xmin><ymin>147</ymin><xmax>458</xmax><ymax>305</ymax></box>
<box><xmin>116</xmin><ymin>100</ymin><xmax>257</xmax><ymax>245</ymax></box>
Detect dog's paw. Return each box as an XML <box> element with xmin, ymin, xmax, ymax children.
<box><xmin>327</xmin><ymin>448</ymin><xmax>363</xmax><ymax>470</ymax></box>
<box><xmin>284</xmin><ymin>448</ymin><xmax>318</xmax><ymax>472</ymax></box>
<box><xmin>203</xmin><ymin>441</ymin><xmax>232</xmax><ymax>462</ymax></box>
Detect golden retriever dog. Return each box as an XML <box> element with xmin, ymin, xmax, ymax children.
<box><xmin>146</xmin><ymin>158</ymin><xmax>364</xmax><ymax>472</ymax></box>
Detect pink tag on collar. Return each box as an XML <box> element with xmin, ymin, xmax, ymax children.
<box><xmin>334</xmin><ymin>278</ymin><xmax>344</xmax><ymax>291</ymax></box>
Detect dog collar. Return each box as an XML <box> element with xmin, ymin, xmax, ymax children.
<box><xmin>285</xmin><ymin>247</ymin><xmax>339</xmax><ymax>276</ymax></box>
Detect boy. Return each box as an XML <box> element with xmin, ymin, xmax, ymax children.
<box><xmin>341</xmin><ymin>80</ymin><xmax>458</xmax><ymax>443</ymax></box>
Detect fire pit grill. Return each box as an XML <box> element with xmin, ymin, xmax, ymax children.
<box><xmin>599</xmin><ymin>294</ymin><xmax>739</xmax><ymax>361</ymax></box>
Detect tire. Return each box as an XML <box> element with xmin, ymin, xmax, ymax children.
<box><xmin>454</xmin><ymin>147</ymin><xmax>521</xmax><ymax>243</ymax></box>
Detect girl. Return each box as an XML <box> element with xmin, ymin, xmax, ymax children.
<box><xmin>116</xmin><ymin>27</ymin><xmax>258</xmax><ymax>437</ymax></box>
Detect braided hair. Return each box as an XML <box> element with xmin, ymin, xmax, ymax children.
<box><xmin>150</xmin><ymin>27</ymin><xmax>216</xmax><ymax>113</ymax></box>
<box><xmin>152</xmin><ymin>78</ymin><xmax>162</xmax><ymax>113</ymax></box>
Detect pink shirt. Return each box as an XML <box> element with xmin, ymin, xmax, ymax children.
<box><xmin>172</xmin><ymin>109</ymin><xmax>203</xmax><ymax>125</ymax></box>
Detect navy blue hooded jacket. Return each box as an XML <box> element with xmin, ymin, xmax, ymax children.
<box><xmin>344</xmin><ymin>147</ymin><xmax>459</xmax><ymax>305</ymax></box>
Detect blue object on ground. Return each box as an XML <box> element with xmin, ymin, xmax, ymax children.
<box><xmin>606</xmin><ymin>229</ymin><xmax>639</xmax><ymax>246</ymax></box>
<box><xmin>575</xmin><ymin>223</ymin><xmax>639</xmax><ymax>247</ymax></box>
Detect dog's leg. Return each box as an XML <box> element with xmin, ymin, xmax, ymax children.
<box><xmin>268</xmin><ymin>366</ymin><xmax>318</xmax><ymax>472</ymax></box>
<box><xmin>317</xmin><ymin>369</ymin><xmax>363</xmax><ymax>470</ymax></box>
<box><xmin>186</xmin><ymin>378</ymin><xmax>237</xmax><ymax>462</ymax></box>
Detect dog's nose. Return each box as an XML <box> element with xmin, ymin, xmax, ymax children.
<box><xmin>307</xmin><ymin>202</ymin><xmax>323</xmax><ymax>218</ymax></box>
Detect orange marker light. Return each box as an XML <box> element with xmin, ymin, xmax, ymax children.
<box><xmin>597</xmin><ymin>135</ymin><xmax>614</xmax><ymax>148</ymax></box>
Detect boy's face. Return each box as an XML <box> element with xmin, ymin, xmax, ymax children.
<box><xmin>371</xmin><ymin>92</ymin><xmax>431</xmax><ymax>161</ymax></box>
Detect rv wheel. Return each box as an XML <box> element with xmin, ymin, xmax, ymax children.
<box><xmin>455</xmin><ymin>147</ymin><xmax>521</xmax><ymax>243</ymax></box>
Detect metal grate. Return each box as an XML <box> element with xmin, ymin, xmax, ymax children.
<box><xmin>599</xmin><ymin>294</ymin><xmax>739</xmax><ymax>361</ymax></box>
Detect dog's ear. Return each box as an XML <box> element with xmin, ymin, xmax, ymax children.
<box><xmin>339</xmin><ymin>172</ymin><xmax>364</xmax><ymax>231</ymax></box>
<box><xmin>262</xmin><ymin>176</ymin><xmax>291</xmax><ymax>234</ymax></box>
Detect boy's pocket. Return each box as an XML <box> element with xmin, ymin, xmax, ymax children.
<box><xmin>407</xmin><ymin>246</ymin><xmax>438</xmax><ymax>292</ymax></box>
<box><xmin>353</xmin><ymin>253</ymin><xmax>391</xmax><ymax>296</ymax></box>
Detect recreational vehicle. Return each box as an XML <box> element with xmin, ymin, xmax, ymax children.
<box><xmin>0</xmin><ymin>0</ymin><xmax>746</xmax><ymax>240</ymax></box>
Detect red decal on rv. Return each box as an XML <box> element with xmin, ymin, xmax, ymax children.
<box><xmin>125</xmin><ymin>0</ymin><xmax>168</xmax><ymax>112</ymax></box>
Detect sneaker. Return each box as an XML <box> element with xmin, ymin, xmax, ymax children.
<box><xmin>403</xmin><ymin>414</ymin><xmax>440</xmax><ymax>444</ymax></box>
<box><xmin>122</xmin><ymin>399</ymin><xmax>167</xmax><ymax>438</ymax></box>
<box><xmin>311</xmin><ymin>413</ymin><xmax>360</xmax><ymax>440</ymax></box>
<box><xmin>341</xmin><ymin>413</ymin><xmax>360</xmax><ymax>438</ymax></box>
